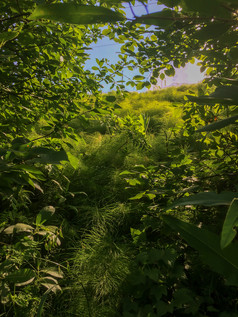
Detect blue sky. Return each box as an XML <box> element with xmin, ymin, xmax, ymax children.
<box><xmin>85</xmin><ymin>1</ymin><xmax>204</xmax><ymax>92</ymax></box>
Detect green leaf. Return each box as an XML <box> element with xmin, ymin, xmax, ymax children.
<box><xmin>41</xmin><ymin>268</ymin><xmax>63</xmax><ymax>279</ymax></box>
<box><xmin>3</xmin><ymin>223</ymin><xmax>34</xmax><ymax>234</ymax></box>
<box><xmin>29</xmin><ymin>4</ymin><xmax>125</xmax><ymax>25</ymax></box>
<box><xmin>36</xmin><ymin>206</ymin><xmax>55</xmax><ymax>225</ymax></box>
<box><xmin>40</xmin><ymin>276</ymin><xmax>61</xmax><ymax>294</ymax></box>
<box><xmin>5</xmin><ymin>269</ymin><xmax>35</xmax><ymax>286</ymax></box>
<box><xmin>30</xmin><ymin>148</ymin><xmax>68</xmax><ymax>164</ymax></box>
<box><xmin>216</xmin><ymin>78</ymin><xmax>238</xmax><ymax>86</ymax></box>
<box><xmin>129</xmin><ymin>191</ymin><xmax>146</xmax><ymax>200</ymax></box>
<box><xmin>134</xmin><ymin>9</ymin><xmax>178</xmax><ymax>28</ymax></box>
<box><xmin>221</xmin><ymin>198</ymin><xmax>238</xmax><ymax>249</ymax></box>
<box><xmin>158</xmin><ymin>0</ymin><xmax>181</xmax><ymax>8</ymax></box>
<box><xmin>195</xmin><ymin>23</ymin><xmax>230</xmax><ymax>41</ymax></box>
<box><xmin>167</xmin><ymin>192</ymin><xmax>238</xmax><ymax>210</ymax></box>
<box><xmin>133</xmin><ymin>75</ymin><xmax>145</xmax><ymax>81</ymax></box>
<box><xmin>187</xmin><ymin>86</ymin><xmax>238</xmax><ymax>105</ymax></box>
<box><xmin>0</xmin><ymin>31</ymin><xmax>19</xmax><ymax>48</ymax></box>
<box><xmin>163</xmin><ymin>215</ymin><xmax>238</xmax><ymax>286</ymax></box>
<box><xmin>197</xmin><ymin>115</ymin><xmax>238</xmax><ymax>132</ymax></box>
<box><xmin>181</xmin><ymin>0</ymin><xmax>231</xmax><ymax>18</ymax></box>
<box><xmin>105</xmin><ymin>95</ymin><xmax>117</xmax><ymax>102</ymax></box>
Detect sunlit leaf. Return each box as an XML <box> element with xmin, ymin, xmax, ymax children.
<box><xmin>166</xmin><ymin>192</ymin><xmax>238</xmax><ymax>210</ymax></box>
<box><xmin>3</xmin><ymin>223</ymin><xmax>34</xmax><ymax>234</ymax></box>
<box><xmin>36</xmin><ymin>206</ymin><xmax>55</xmax><ymax>225</ymax></box>
<box><xmin>41</xmin><ymin>268</ymin><xmax>64</xmax><ymax>279</ymax></box>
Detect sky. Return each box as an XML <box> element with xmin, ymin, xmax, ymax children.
<box><xmin>85</xmin><ymin>1</ymin><xmax>205</xmax><ymax>92</ymax></box>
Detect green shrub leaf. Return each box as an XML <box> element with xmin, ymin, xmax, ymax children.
<box><xmin>163</xmin><ymin>215</ymin><xmax>238</xmax><ymax>286</ymax></box>
<box><xmin>166</xmin><ymin>192</ymin><xmax>238</xmax><ymax>210</ymax></box>
<box><xmin>5</xmin><ymin>269</ymin><xmax>35</xmax><ymax>286</ymax></box>
<box><xmin>36</xmin><ymin>206</ymin><xmax>55</xmax><ymax>225</ymax></box>
<box><xmin>221</xmin><ymin>198</ymin><xmax>238</xmax><ymax>249</ymax></box>
<box><xmin>197</xmin><ymin>114</ymin><xmax>238</xmax><ymax>132</ymax></box>
<box><xmin>3</xmin><ymin>223</ymin><xmax>34</xmax><ymax>235</ymax></box>
<box><xmin>29</xmin><ymin>4</ymin><xmax>125</xmax><ymax>24</ymax></box>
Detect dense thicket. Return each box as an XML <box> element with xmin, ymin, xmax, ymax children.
<box><xmin>1</xmin><ymin>0</ymin><xmax>238</xmax><ymax>316</ymax></box>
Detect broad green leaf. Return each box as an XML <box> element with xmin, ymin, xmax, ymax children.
<box><xmin>221</xmin><ymin>198</ymin><xmax>238</xmax><ymax>249</ymax></box>
<box><xmin>146</xmin><ymin>193</ymin><xmax>156</xmax><ymax>200</ymax></box>
<box><xmin>105</xmin><ymin>95</ymin><xmax>117</xmax><ymax>102</ymax></box>
<box><xmin>181</xmin><ymin>0</ymin><xmax>231</xmax><ymax>18</ymax></box>
<box><xmin>0</xmin><ymin>31</ymin><xmax>19</xmax><ymax>48</ymax></box>
<box><xmin>133</xmin><ymin>75</ymin><xmax>145</xmax><ymax>81</ymax></box>
<box><xmin>30</xmin><ymin>148</ymin><xmax>68</xmax><ymax>164</ymax></box>
<box><xmin>163</xmin><ymin>215</ymin><xmax>238</xmax><ymax>286</ymax></box>
<box><xmin>3</xmin><ymin>223</ymin><xmax>34</xmax><ymax>234</ymax></box>
<box><xmin>195</xmin><ymin>23</ymin><xmax>230</xmax><ymax>41</ymax></box>
<box><xmin>187</xmin><ymin>86</ymin><xmax>238</xmax><ymax>105</ymax></box>
<box><xmin>228</xmin><ymin>47</ymin><xmax>238</xmax><ymax>62</ymax></box>
<box><xmin>41</xmin><ymin>268</ymin><xmax>63</xmax><ymax>279</ymax></box>
<box><xmin>119</xmin><ymin>170</ymin><xmax>135</xmax><ymax>175</ymax></box>
<box><xmin>40</xmin><ymin>276</ymin><xmax>61</xmax><ymax>293</ymax></box>
<box><xmin>126</xmin><ymin>178</ymin><xmax>141</xmax><ymax>186</ymax></box>
<box><xmin>217</xmin><ymin>78</ymin><xmax>238</xmax><ymax>86</ymax></box>
<box><xmin>14</xmin><ymin>165</ymin><xmax>45</xmax><ymax>176</ymax></box>
<box><xmin>129</xmin><ymin>191</ymin><xmax>146</xmax><ymax>200</ymax></box>
<box><xmin>29</xmin><ymin>4</ymin><xmax>125</xmax><ymax>25</ymax></box>
<box><xmin>36</xmin><ymin>206</ymin><xmax>55</xmax><ymax>225</ymax></box>
<box><xmin>5</xmin><ymin>269</ymin><xmax>35</xmax><ymax>286</ymax></box>
<box><xmin>167</xmin><ymin>192</ymin><xmax>238</xmax><ymax>210</ymax></box>
<box><xmin>210</xmin><ymin>86</ymin><xmax>238</xmax><ymax>102</ymax></box>
<box><xmin>67</xmin><ymin>152</ymin><xmax>79</xmax><ymax>170</ymax></box>
<box><xmin>134</xmin><ymin>9</ymin><xmax>178</xmax><ymax>28</ymax></box>
<box><xmin>197</xmin><ymin>114</ymin><xmax>238</xmax><ymax>132</ymax></box>
<box><xmin>158</xmin><ymin>0</ymin><xmax>181</xmax><ymax>8</ymax></box>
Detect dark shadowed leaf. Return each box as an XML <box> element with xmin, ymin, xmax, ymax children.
<box><xmin>5</xmin><ymin>269</ymin><xmax>35</xmax><ymax>286</ymax></box>
<box><xmin>29</xmin><ymin>4</ymin><xmax>125</xmax><ymax>24</ymax></box>
<box><xmin>163</xmin><ymin>215</ymin><xmax>238</xmax><ymax>286</ymax></box>
<box><xmin>187</xmin><ymin>86</ymin><xmax>238</xmax><ymax>105</ymax></box>
<box><xmin>134</xmin><ymin>9</ymin><xmax>178</xmax><ymax>28</ymax></box>
<box><xmin>197</xmin><ymin>115</ymin><xmax>238</xmax><ymax>132</ymax></box>
<box><xmin>30</xmin><ymin>148</ymin><xmax>68</xmax><ymax>164</ymax></box>
<box><xmin>221</xmin><ymin>198</ymin><xmax>238</xmax><ymax>249</ymax></box>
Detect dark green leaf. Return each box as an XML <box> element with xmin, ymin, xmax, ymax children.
<box><xmin>195</xmin><ymin>23</ymin><xmax>230</xmax><ymax>41</ymax></box>
<box><xmin>105</xmin><ymin>95</ymin><xmax>117</xmax><ymax>102</ymax></box>
<box><xmin>30</xmin><ymin>148</ymin><xmax>68</xmax><ymax>164</ymax></box>
<box><xmin>163</xmin><ymin>215</ymin><xmax>238</xmax><ymax>286</ymax></box>
<box><xmin>187</xmin><ymin>86</ymin><xmax>238</xmax><ymax>105</ymax></box>
<box><xmin>0</xmin><ymin>31</ymin><xmax>19</xmax><ymax>48</ymax></box>
<box><xmin>181</xmin><ymin>0</ymin><xmax>231</xmax><ymax>18</ymax></box>
<box><xmin>167</xmin><ymin>192</ymin><xmax>238</xmax><ymax>210</ymax></box>
<box><xmin>197</xmin><ymin>115</ymin><xmax>238</xmax><ymax>132</ymax></box>
<box><xmin>36</xmin><ymin>206</ymin><xmax>55</xmax><ymax>225</ymax></box>
<box><xmin>29</xmin><ymin>4</ymin><xmax>125</xmax><ymax>25</ymax></box>
<box><xmin>134</xmin><ymin>9</ymin><xmax>178</xmax><ymax>28</ymax></box>
<box><xmin>158</xmin><ymin>0</ymin><xmax>181</xmax><ymax>8</ymax></box>
<box><xmin>221</xmin><ymin>198</ymin><xmax>238</xmax><ymax>249</ymax></box>
<box><xmin>5</xmin><ymin>269</ymin><xmax>35</xmax><ymax>286</ymax></box>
